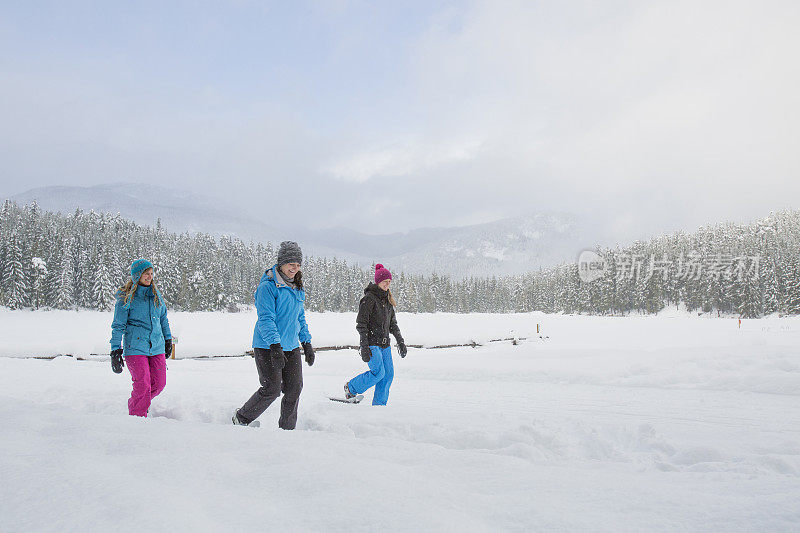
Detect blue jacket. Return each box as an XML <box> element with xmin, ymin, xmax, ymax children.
<box><xmin>252</xmin><ymin>265</ymin><xmax>311</xmax><ymax>351</ymax></box>
<box><xmin>110</xmin><ymin>285</ymin><xmax>172</xmax><ymax>356</ymax></box>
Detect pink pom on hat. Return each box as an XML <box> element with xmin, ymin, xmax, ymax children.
<box><xmin>374</xmin><ymin>263</ymin><xmax>392</xmax><ymax>284</ymax></box>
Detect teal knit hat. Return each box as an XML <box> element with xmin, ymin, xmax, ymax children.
<box><xmin>130</xmin><ymin>259</ymin><xmax>154</xmax><ymax>283</ymax></box>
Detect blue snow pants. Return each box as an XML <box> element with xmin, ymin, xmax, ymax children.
<box><xmin>348</xmin><ymin>345</ymin><xmax>394</xmax><ymax>405</ymax></box>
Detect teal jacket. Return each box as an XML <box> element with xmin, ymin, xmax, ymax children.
<box><xmin>252</xmin><ymin>265</ymin><xmax>311</xmax><ymax>351</ymax></box>
<box><xmin>110</xmin><ymin>284</ymin><xmax>172</xmax><ymax>356</ymax></box>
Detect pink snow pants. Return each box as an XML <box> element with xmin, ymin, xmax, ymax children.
<box><xmin>125</xmin><ymin>354</ymin><xmax>166</xmax><ymax>417</ymax></box>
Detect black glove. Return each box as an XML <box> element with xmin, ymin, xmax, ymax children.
<box><xmin>302</xmin><ymin>342</ymin><xmax>315</xmax><ymax>366</ymax></box>
<box><xmin>164</xmin><ymin>339</ymin><xmax>173</xmax><ymax>358</ymax></box>
<box><xmin>269</xmin><ymin>343</ymin><xmax>285</xmax><ymax>370</ymax></box>
<box><xmin>360</xmin><ymin>345</ymin><xmax>372</xmax><ymax>362</ymax></box>
<box><xmin>398</xmin><ymin>342</ymin><xmax>407</xmax><ymax>358</ymax></box>
<box><xmin>110</xmin><ymin>348</ymin><xmax>124</xmax><ymax>374</ymax></box>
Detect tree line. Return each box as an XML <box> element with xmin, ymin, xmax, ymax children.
<box><xmin>1</xmin><ymin>199</ymin><xmax>799</xmax><ymax>317</ymax></box>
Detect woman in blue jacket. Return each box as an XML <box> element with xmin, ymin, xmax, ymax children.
<box><xmin>110</xmin><ymin>259</ymin><xmax>173</xmax><ymax>417</ymax></box>
<box><xmin>233</xmin><ymin>241</ymin><xmax>315</xmax><ymax>429</ymax></box>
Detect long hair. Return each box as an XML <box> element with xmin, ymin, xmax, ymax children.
<box><xmin>118</xmin><ymin>279</ymin><xmax>162</xmax><ymax>308</ymax></box>
<box><xmin>388</xmin><ymin>288</ymin><xmax>396</xmax><ymax>307</ymax></box>
<box><xmin>275</xmin><ymin>265</ymin><xmax>304</xmax><ymax>289</ymax></box>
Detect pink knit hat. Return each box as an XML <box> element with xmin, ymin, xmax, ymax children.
<box><xmin>374</xmin><ymin>263</ymin><xmax>392</xmax><ymax>284</ymax></box>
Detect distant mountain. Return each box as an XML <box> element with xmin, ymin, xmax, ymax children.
<box><xmin>10</xmin><ymin>184</ymin><xmax>597</xmax><ymax>278</ymax></box>
<box><xmin>379</xmin><ymin>214</ymin><xmax>587</xmax><ymax>277</ymax></box>
<box><xmin>11</xmin><ymin>183</ymin><xmax>284</xmax><ymax>243</ymax></box>
<box><xmin>309</xmin><ymin>214</ymin><xmax>590</xmax><ymax>277</ymax></box>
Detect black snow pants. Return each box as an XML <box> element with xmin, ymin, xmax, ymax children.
<box><xmin>237</xmin><ymin>346</ymin><xmax>303</xmax><ymax>429</ymax></box>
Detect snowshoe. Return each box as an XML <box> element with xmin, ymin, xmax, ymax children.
<box><xmin>232</xmin><ymin>412</ymin><xmax>260</xmax><ymax>428</ymax></box>
<box><xmin>329</xmin><ymin>395</ymin><xmax>364</xmax><ymax>404</ymax></box>
<box><xmin>344</xmin><ymin>382</ymin><xmax>356</xmax><ymax>399</ymax></box>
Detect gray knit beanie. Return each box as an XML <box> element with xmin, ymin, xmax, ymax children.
<box><xmin>277</xmin><ymin>241</ymin><xmax>303</xmax><ymax>267</ymax></box>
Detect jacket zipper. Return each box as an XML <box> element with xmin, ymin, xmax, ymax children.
<box><xmin>147</xmin><ymin>292</ymin><xmax>154</xmax><ymax>353</ymax></box>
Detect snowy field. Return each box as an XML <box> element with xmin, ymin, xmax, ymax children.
<box><xmin>1</xmin><ymin>310</ymin><xmax>800</xmax><ymax>531</ymax></box>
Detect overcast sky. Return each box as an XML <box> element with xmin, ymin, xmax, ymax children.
<box><xmin>1</xmin><ymin>1</ymin><xmax>798</xmax><ymax>242</ymax></box>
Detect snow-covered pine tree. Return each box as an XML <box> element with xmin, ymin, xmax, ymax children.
<box><xmin>92</xmin><ymin>247</ymin><xmax>115</xmax><ymax>310</ymax></box>
<box><xmin>783</xmin><ymin>257</ymin><xmax>800</xmax><ymax>315</ymax></box>
<box><xmin>2</xmin><ymin>232</ymin><xmax>28</xmax><ymax>309</ymax></box>
<box><xmin>30</xmin><ymin>257</ymin><xmax>48</xmax><ymax>309</ymax></box>
<box><xmin>760</xmin><ymin>260</ymin><xmax>779</xmax><ymax>315</ymax></box>
<box><xmin>51</xmin><ymin>239</ymin><xmax>76</xmax><ymax>310</ymax></box>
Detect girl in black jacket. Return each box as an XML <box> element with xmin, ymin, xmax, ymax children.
<box><xmin>344</xmin><ymin>264</ymin><xmax>407</xmax><ymax>405</ymax></box>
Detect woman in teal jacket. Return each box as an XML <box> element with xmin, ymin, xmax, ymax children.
<box><xmin>110</xmin><ymin>259</ymin><xmax>172</xmax><ymax>417</ymax></box>
<box><xmin>233</xmin><ymin>241</ymin><xmax>315</xmax><ymax>429</ymax></box>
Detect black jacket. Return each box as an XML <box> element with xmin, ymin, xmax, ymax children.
<box><xmin>356</xmin><ymin>283</ymin><xmax>404</xmax><ymax>348</ymax></box>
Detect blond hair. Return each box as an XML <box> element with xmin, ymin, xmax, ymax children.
<box><xmin>118</xmin><ymin>279</ymin><xmax>162</xmax><ymax>308</ymax></box>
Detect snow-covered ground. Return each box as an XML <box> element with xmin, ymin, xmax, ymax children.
<box><xmin>1</xmin><ymin>306</ymin><xmax>798</xmax><ymax>358</ymax></box>
<box><xmin>1</xmin><ymin>310</ymin><xmax>799</xmax><ymax>531</ymax></box>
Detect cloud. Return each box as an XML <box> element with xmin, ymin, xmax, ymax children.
<box><xmin>326</xmin><ymin>0</ymin><xmax>800</xmax><ymax>238</ymax></box>
<box><xmin>321</xmin><ymin>137</ymin><xmax>483</xmax><ymax>183</ymax></box>
<box><xmin>1</xmin><ymin>1</ymin><xmax>798</xmax><ymax>243</ymax></box>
